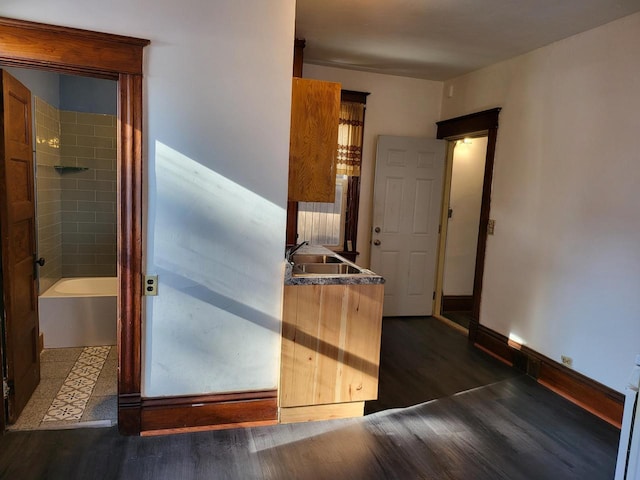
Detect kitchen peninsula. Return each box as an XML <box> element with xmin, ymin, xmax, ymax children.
<box><xmin>280</xmin><ymin>244</ymin><xmax>384</xmax><ymax>423</ymax></box>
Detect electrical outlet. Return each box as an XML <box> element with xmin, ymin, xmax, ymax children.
<box><xmin>144</xmin><ymin>275</ymin><xmax>158</xmax><ymax>296</ymax></box>
<box><xmin>561</xmin><ymin>355</ymin><xmax>573</xmax><ymax>368</ymax></box>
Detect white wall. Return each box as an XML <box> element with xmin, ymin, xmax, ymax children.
<box><xmin>303</xmin><ymin>64</ymin><xmax>443</xmax><ymax>267</ymax></box>
<box><xmin>443</xmin><ymin>137</ymin><xmax>487</xmax><ymax>296</ymax></box>
<box><xmin>0</xmin><ymin>0</ymin><xmax>296</xmax><ymax>396</ymax></box>
<box><xmin>441</xmin><ymin>12</ymin><xmax>640</xmax><ymax>392</ymax></box>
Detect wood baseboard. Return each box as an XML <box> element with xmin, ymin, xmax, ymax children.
<box><xmin>139</xmin><ymin>389</ymin><xmax>278</xmax><ymax>434</ymax></box>
<box><xmin>473</xmin><ymin>324</ymin><xmax>623</xmax><ymax>427</ymax></box>
<box><xmin>442</xmin><ymin>295</ymin><xmax>473</xmax><ymax>312</ymax></box>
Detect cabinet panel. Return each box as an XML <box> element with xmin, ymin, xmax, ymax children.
<box><xmin>288</xmin><ymin>78</ymin><xmax>340</xmax><ymax>202</ymax></box>
<box><xmin>280</xmin><ymin>402</ymin><xmax>364</xmax><ymax>424</ymax></box>
<box><xmin>280</xmin><ymin>284</ymin><xmax>383</xmax><ymax>408</ymax></box>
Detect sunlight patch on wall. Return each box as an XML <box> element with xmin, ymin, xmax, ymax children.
<box><xmin>147</xmin><ymin>283</ymin><xmax>281</xmax><ymax>395</ymax></box>
<box><xmin>153</xmin><ymin>141</ymin><xmax>284</xmax><ymax>319</ymax></box>
<box><xmin>144</xmin><ymin>141</ymin><xmax>286</xmax><ymax>396</ymax></box>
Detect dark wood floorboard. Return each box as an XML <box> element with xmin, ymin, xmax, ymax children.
<box><xmin>0</xmin><ymin>317</ymin><xmax>620</xmax><ymax>479</ymax></box>
<box><xmin>441</xmin><ymin>310</ymin><xmax>472</xmax><ymax>330</ymax></box>
<box><xmin>365</xmin><ymin>316</ymin><xmax>518</xmax><ymax>413</ymax></box>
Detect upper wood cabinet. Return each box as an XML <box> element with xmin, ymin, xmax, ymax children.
<box><xmin>288</xmin><ymin>78</ymin><xmax>341</xmax><ymax>203</ymax></box>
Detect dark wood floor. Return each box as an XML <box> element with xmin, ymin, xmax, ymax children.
<box><xmin>441</xmin><ymin>310</ymin><xmax>473</xmax><ymax>330</ymax></box>
<box><xmin>366</xmin><ymin>316</ymin><xmax>517</xmax><ymax>413</ymax></box>
<box><xmin>0</xmin><ymin>317</ymin><xmax>620</xmax><ymax>479</ymax></box>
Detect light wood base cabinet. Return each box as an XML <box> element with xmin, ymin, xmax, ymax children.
<box><xmin>280</xmin><ymin>402</ymin><xmax>364</xmax><ymax>424</ymax></box>
<box><xmin>280</xmin><ymin>284</ymin><xmax>384</xmax><ymax>422</ymax></box>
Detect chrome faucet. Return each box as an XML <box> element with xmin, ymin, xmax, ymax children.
<box><xmin>286</xmin><ymin>241</ymin><xmax>309</xmax><ymax>262</ymax></box>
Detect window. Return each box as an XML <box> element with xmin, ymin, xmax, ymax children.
<box><xmin>298</xmin><ymin>175</ymin><xmax>348</xmax><ymax>247</ymax></box>
<box><xmin>296</xmin><ymin>91</ymin><xmax>368</xmax><ymax>255</ymax></box>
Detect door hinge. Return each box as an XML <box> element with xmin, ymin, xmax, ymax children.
<box><xmin>433</xmin><ymin>291</ymin><xmax>436</xmax><ymax>300</ymax></box>
<box><xmin>2</xmin><ymin>377</ymin><xmax>9</xmax><ymax>399</ymax></box>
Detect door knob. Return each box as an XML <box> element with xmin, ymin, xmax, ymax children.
<box><xmin>374</xmin><ymin>227</ymin><xmax>381</xmax><ymax>233</ymax></box>
<box><xmin>373</xmin><ymin>240</ymin><xmax>381</xmax><ymax>246</ymax></box>
<box><xmin>33</xmin><ymin>256</ymin><xmax>45</xmax><ymax>277</ymax></box>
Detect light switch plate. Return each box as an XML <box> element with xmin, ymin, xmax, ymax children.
<box><xmin>144</xmin><ymin>275</ymin><xmax>158</xmax><ymax>296</ymax></box>
<box><xmin>488</xmin><ymin>219</ymin><xmax>496</xmax><ymax>235</ymax></box>
<box><xmin>561</xmin><ymin>355</ymin><xmax>573</xmax><ymax>368</ymax></box>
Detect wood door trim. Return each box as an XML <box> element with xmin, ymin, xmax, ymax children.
<box><xmin>0</xmin><ymin>16</ymin><xmax>148</xmax><ymax>78</ymax></box>
<box><xmin>0</xmin><ymin>17</ymin><xmax>148</xmax><ymax>435</ymax></box>
<box><xmin>341</xmin><ymin>90</ymin><xmax>370</xmax><ymax>104</ymax></box>
<box><xmin>116</xmin><ymin>73</ymin><xmax>144</xmax><ymax>435</ymax></box>
<box><xmin>287</xmin><ymin>39</ymin><xmax>304</xmax><ymax>244</ymax></box>
<box><xmin>293</xmin><ymin>38</ymin><xmax>305</xmax><ymax>77</ymax></box>
<box><xmin>344</xmin><ymin>175</ymin><xmax>361</xmax><ymax>253</ymax></box>
<box><xmin>436</xmin><ymin>108</ymin><xmax>500</xmax><ymax>139</ymax></box>
<box><xmin>436</xmin><ymin>108</ymin><xmax>501</xmax><ymax>342</ymax></box>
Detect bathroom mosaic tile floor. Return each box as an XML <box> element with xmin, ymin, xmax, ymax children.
<box><xmin>7</xmin><ymin>345</ymin><xmax>117</xmax><ymax>431</ymax></box>
<box><xmin>43</xmin><ymin>346</ymin><xmax>110</xmax><ymax>422</ymax></box>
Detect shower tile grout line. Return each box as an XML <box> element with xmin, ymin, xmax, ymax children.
<box><xmin>42</xmin><ymin>346</ymin><xmax>111</xmax><ymax>423</ymax></box>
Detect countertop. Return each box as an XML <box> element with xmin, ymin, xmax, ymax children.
<box><xmin>284</xmin><ymin>244</ymin><xmax>384</xmax><ymax>286</ymax></box>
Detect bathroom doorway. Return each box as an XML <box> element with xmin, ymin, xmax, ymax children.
<box><xmin>0</xmin><ymin>18</ymin><xmax>147</xmax><ymax>436</ymax></box>
<box><xmin>2</xmin><ymin>67</ymin><xmax>119</xmax><ymax>430</ymax></box>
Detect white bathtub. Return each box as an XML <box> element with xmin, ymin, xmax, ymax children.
<box><xmin>39</xmin><ymin>277</ymin><xmax>117</xmax><ymax>348</ymax></box>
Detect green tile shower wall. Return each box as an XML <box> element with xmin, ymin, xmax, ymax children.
<box><xmin>59</xmin><ymin>110</ymin><xmax>117</xmax><ymax>278</ymax></box>
<box><xmin>35</xmin><ymin>99</ymin><xmax>118</xmax><ymax>288</ymax></box>
<box><xmin>35</xmin><ymin>97</ymin><xmax>63</xmax><ymax>294</ymax></box>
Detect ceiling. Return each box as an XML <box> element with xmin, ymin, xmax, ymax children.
<box><xmin>295</xmin><ymin>0</ymin><xmax>640</xmax><ymax>81</ymax></box>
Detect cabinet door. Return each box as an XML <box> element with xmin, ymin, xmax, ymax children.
<box><xmin>288</xmin><ymin>78</ymin><xmax>340</xmax><ymax>202</ymax></box>
<box><xmin>280</xmin><ymin>284</ymin><xmax>383</xmax><ymax>407</ymax></box>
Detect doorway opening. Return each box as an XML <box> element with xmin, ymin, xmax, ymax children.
<box><xmin>438</xmin><ymin>136</ymin><xmax>487</xmax><ymax>330</ymax></box>
<box><xmin>433</xmin><ymin>108</ymin><xmax>501</xmax><ymax>342</ymax></box>
<box><xmin>0</xmin><ymin>17</ymin><xmax>147</xmax><ymax>435</ymax></box>
<box><xmin>3</xmin><ymin>68</ymin><xmax>119</xmax><ymax>430</ymax></box>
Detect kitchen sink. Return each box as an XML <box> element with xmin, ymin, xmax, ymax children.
<box><xmin>291</xmin><ymin>254</ymin><xmax>344</xmax><ymax>264</ymax></box>
<box><xmin>293</xmin><ymin>263</ymin><xmax>363</xmax><ymax>276</ymax></box>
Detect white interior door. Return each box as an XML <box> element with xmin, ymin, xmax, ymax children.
<box><xmin>371</xmin><ymin>136</ymin><xmax>446</xmax><ymax>316</ymax></box>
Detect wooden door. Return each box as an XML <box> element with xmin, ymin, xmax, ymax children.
<box><xmin>0</xmin><ymin>70</ymin><xmax>40</xmax><ymax>423</ymax></box>
<box><xmin>370</xmin><ymin>136</ymin><xmax>445</xmax><ymax>316</ymax></box>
